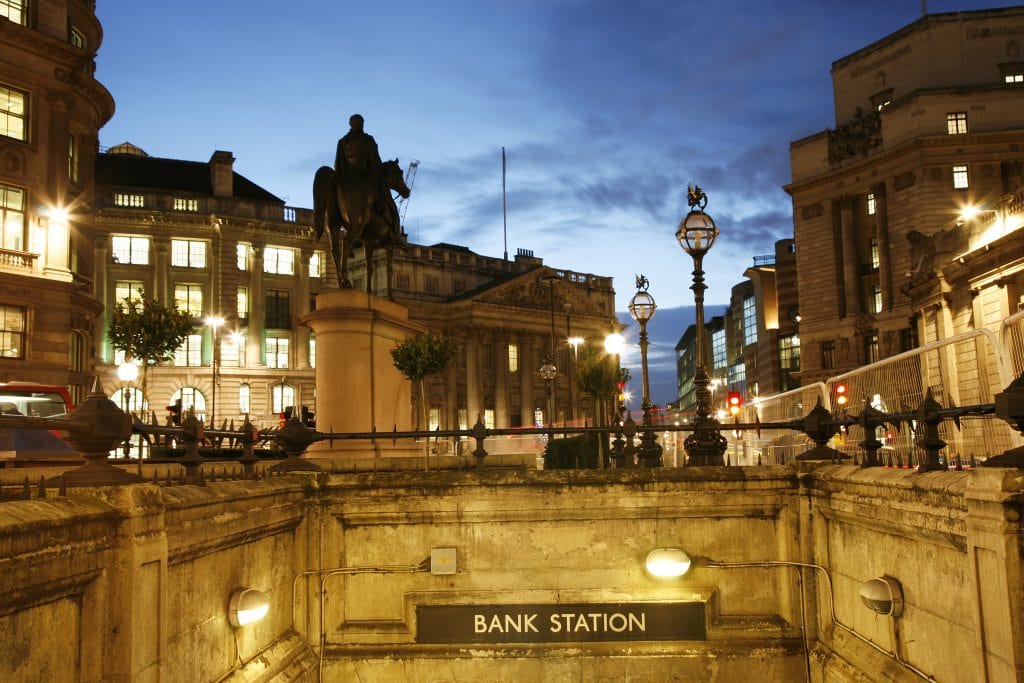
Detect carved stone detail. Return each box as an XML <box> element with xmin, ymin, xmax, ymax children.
<box><xmin>0</xmin><ymin>145</ymin><xmax>25</xmax><ymax>175</ymax></box>
<box><xmin>894</xmin><ymin>171</ymin><xmax>916</xmax><ymax>191</ymax></box>
<box><xmin>801</xmin><ymin>203</ymin><xmax>824</xmax><ymax>220</ymax></box>
<box><xmin>828</xmin><ymin>107</ymin><xmax>882</xmax><ymax>164</ymax></box>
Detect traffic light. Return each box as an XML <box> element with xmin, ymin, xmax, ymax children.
<box><xmin>166</xmin><ymin>399</ymin><xmax>183</xmax><ymax>426</ymax></box>
<box><xmin>835</xmin><ymin>383</ymin><xmax>848</xmax><ymax>407</ymax></box>
<box><xmin>727</xmin><ymin>391</ymin><xmax>743</xmax><ymax>417</ymax></box>
<box><xmin>617</xmin><ymin>381</ymin><xmax>627</xmax><ymax>404</ymax></box>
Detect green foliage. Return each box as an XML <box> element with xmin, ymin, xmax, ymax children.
<box><xmin>575</xmin><ymin>346</ymin><xmax>631</xmax><ymax>400</ymax></box>
<box><xmin>543</xmin><ymin>433</ymin><xmax>601</xmax><ymax>469</ymax></box>
<box><xmin>390</xmin><ymin>334</ymin><xmax>459</xmax><ymax>383</ymax></box>
<box><xmin>108</xmin><ymin>297</ymin><xmax>193</xmax><ymax>367</ymax></box>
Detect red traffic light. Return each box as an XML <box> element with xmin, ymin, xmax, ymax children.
<box><xmin>727</xmin><ymin>391</ymin><xmax>743</xmax><ymax>416</ymax></box>
<box><xmin>835</xmin><ymin>383</ymin><xmax>848</xmax><ymax>406</ymax></box>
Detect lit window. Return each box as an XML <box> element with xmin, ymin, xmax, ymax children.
<box><xmin>0</xmin><ymin>85</ymin><xmax>27</xmax><ymax>141</ymax></box>
<box><xmin>309</xmin><ymin>334</ymin><xmax>316</xmax><ymax>369</ymax></box>
<box><xmin>946</xmin><ymin>112</ymin><xmax>968</xmax><ymax>135</ymax></box>
<box><xmin>114</xmin><ymin>280</ymin><xmax>145</xmax><ymax>309</ymax></box>
<box><xmin>266</xmin><ymin>336</ymin><xmax>290</xmax><ymax>369</ymax></box>
<box><xmin>872</xmin><ymin>285</ymin><xmax>882</xmax><ymax>314</ymax></box>
<box><xmin>173</xmin><ymin>198</ymin><xmax>199</xmax><ymax>212</ymax></box>
<box><xmin>173</xmin><ymin>283</ymin><xmax>203</xmax><ymax>318</ymax></box>
<box><xmin>742</xmin><ymin>296</ymin><xmax>757</xmax><ymax>346</ymax></box>
<box><xmin>0</xmin><ymin>183</ymin><xmax>25</xmax><ymax>251</ymax></box>
<box><xmin>170</xmin><ymin>387</ymin><xmax>206</xmax><ymax>418</ymax></box>
<box><xmin>114</xmin><ymin>193</ymin><xmax>145</xmax><ymax>208</ymax></box>
<box><xmin>778</xmin><ymin>334</ymin><xmax>801</xmax><ymax>392</ymax></box>
<box><xmin>309</xmin><ymin>251</ymin><xmax>322</xmax><ymax>278</ymax></box>
<box><xmin>222</xmin><ymin>332</ymin><xmax>244</xmax><ymax>368</ymax></box>
<box><xmin>0</xmin><ymin>0</ymin><xmax>27</xmax><ymax>25</ymax></box>
<box><xmin>871</xmin><ymin>89</ymin><xmax>893</xmax><ymax>112</ymax></box>
<box><xmin>283</xmin><ymin>207</ymin><xmax>296</xmax><ymax>222</ymax></box>
<box><xmin>508</xmin><ymin>342</ymin><xmax>519</xmax><ymax>373</ymax></box>
<box><xmin>238</xmin><ymin>384</ymin><xmax>251</xmax><ymax>414</ymax></box>
<box><xmin>68</xmin><ymin>134</ymin><xmax>78</xmax><ymax>183</ymax></box>
<box><xmin>171</xmin><ymin>239</ymin><xmax>206</xmax><ymax>268</ymax></box>
<box><xmin>870</xmin><ymin>238</ymin><xmax>880</xmax><ymax>269</ymax></box>
<box><xmin>866</xmin><ymin>192</ymin><xmax>876</xmax><ymax>216</ymax></box>
<box><xmin>271</xmin><ymin>383</ymin><xmax>294</xmax><ymax>413</ymax></box>
<box><xmin>1007</xmin><ymin>73</ymin><xmax>1024</xmax><ymax>84</ymax></box>
<box><xmin>1000</xmin><ymin>63</ymin><xmax>1024</xmax><ymax>84</ymax></box>
<box><xmin>728</xmin><ymin>362</ymin><xmax>746</xmax><ymax>393</ymax></box>
<box><xmin>174</xmin><ymin>334</ymin><xmax>203</xmax><ymax>367</ymax></box>
<box><xmin>111</xmin><ymin>235</ymin><xmax>150</xmax><ymax>265</ymax></box>
<box><xmin>236</xmin><ymin>243</ymin><xmax>249</xmax><ymax>270</ymax></box>
<box><xmin>953</xmin><ymin>165</ymin><xmax>969</xmax><ymax>189</ymax></box>
<box><xmin>263</xmin><ymin>246</ymin><xmax>294</xmax><ymax>275</ymax></box>
<box><xmin>237</xmin><ymin>287</ymin><xmax>249</xmax><ymax>325</ymax></box>
<box><xmin>70</xmin><ymin>26</ymin><xmax>85</xmax><ymax>49</ymax></box>
<box><xmin>484</xmin><ymin>409</ymin><xmax>495</xmax><ymax>429</ymax></box>
<box><xmin>428</xmin><ymin>407</ymin><xmax>441</xmax><ymax>431</ymax></box>
<box><xmin>865</xmin><ymin>334</ymin><xmax>879</xmax><ymax>364</ymax></box>
<box><xmin>711</xmin><ymin>329</ymin><xmax>727</xmax><ymax>369</ymax></box>
<box><xmin>0</xmin><ymin>304</ymin><xmax>25</xmax><ymax>358</ymax></box>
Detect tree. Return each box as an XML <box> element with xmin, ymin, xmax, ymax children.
<box><xmin>108</xmin><ymin>297</ymin><xmax>193</xmax><ymax>413</ymax></box>
<box><xmin>575</xmin><ymin>346</ymin><xmax>631</xmax><ymax>467</ymax></box>
<box><xmin>390</xmin><ymin>333</ymin><xmax>459</xmax><ymax>431</ymax></box>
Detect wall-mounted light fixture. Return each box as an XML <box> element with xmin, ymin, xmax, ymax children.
<box><xmin>859</xmin><ymin>576</ymin><xmax>903</xmax><ymax>617</ymax></box>
<box><xmin>228</xmin><ymin>588</ymin><xmax>270</xmax><ymax>627</ymax></box>
<box><xmin>645</xmin><ymin>548</ymin><xmax>692</xmax><ymax>578</ymax></box>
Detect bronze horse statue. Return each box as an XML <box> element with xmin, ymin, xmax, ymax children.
<box><xmin>312</xmin><ymin>159</ymin><xmax>411</xmax><ymax>298</ymax></box>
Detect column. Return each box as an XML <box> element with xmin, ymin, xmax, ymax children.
<box><xmin>839</xmin><ymin>195</ymin><xmax>860</xmax><ymax>317</ymax></box>
<box><xmin>445</xmin><ymin>362</ymin><xmax>458</xmax><ymax>430</ymax></box>
<box><xmin>93</xmin><ymin>234</ymin><xmax>109</xmax><ymax>362</ymax></box>
<box><xmin>495</xmin><ymin>335</ymin><xmax>509</xmax><ymax>428</ymax></box>
<box><xmin>465</xmin><ymin>332</ymin><xmax>481</xmax><ymax>424</ymax></box>
<box><xmin>152</xmin><ymin>238</ymin><xmax>169</xmax><ymax>303</ymax></box>
<box><xmin>296</xmin><ymin>247</ymin><xmax>311</xmax><ymax>369</ymax></box>
<box><xmin>873</xmin><ymin>182</ymin><xmax>894</xmax><ymax>312</ymax></box>
<box><xmin>246</xmin><ymin>243</ymin><xmax>264</xmax><ymax>368</ymax></box>
<box><xmin>519</xmin><ymin>335</ymin><xmax>535</xmax><ymax>426</ymax></box>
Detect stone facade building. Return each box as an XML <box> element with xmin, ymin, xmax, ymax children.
<box><xmin>785</xmin><ymin>6</ymin><xmax>1024</xmax><ymax>385</ymax></box>
<box><xmin>0</xmin><ymin>0</ymin><xmax>113</xmax><ymax>399</ymax></box>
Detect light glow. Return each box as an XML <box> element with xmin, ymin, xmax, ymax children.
<box><xmin>645</xmin><ymin>548</ymin><xmax>692</xmax><ymax>578</ymax></box>
<box><xmin>228</xmin><ymin>588</ymin><xmax>270</xmax><ymax>627</ymax></box>
<box><xmin>604</xmin><ymin>333</ymin><xmax>626</xmax><ymax>355</ymax></box>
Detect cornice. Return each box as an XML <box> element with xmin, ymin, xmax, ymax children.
<box><xmin>95</xmin><ymin>209</ymin><xmax>314</xmax><ymax>240</ymax></box>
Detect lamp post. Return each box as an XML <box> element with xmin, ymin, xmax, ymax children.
<box><xmin>628</xmin><ymin>275</ymin><xmax>663</xmax><ymax>467</ymax></box>
<box><xmin>539</xmin><ymin>275</ymin><xmax>559</xmax><ymax>427</ymax></box>
<box><xmin>204</xmin><ymin>315</ymin><xmax>225</xmax><ymax>427</ymax></box>
<box><xmin>116</xmin><ymin>361</ymin><xmax>139</xmax><ymax>412</ymax></box>
<box><xmin>603</xmin><ymin>332</ymin><xmax>626</xmax><ymax>423</ymax></box>
<box><xmin>567</xmin><ymin>329</ymin><xmax>584</xmax><ymax>426</ymax></box>
<box><xmin>676</xmin><ymin>185</ymin><xmax>727</xmax><ymax>466</ymax></box>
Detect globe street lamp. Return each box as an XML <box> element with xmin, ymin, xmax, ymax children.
<box><xmin>204</xmin><ymin>315</ymin><xmax>225</xmax><ymax>427</ymax></box>
<box><xmin>628</xmin><ymin>275</ymin><xmax>663</xmax><ymax>467</ymax></box>
<box><xmin>676</xmin><ymin>185</ymin><xmax>727</xmax><ymax>466</ymax></box>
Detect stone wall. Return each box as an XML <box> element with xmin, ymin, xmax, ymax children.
<box><xmin>0</xmin><ymin>463</ymin><xmax>1021</xmax><ymax>681</ymax></box>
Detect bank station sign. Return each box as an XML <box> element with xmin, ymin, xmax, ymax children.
<box><xmin>416</xmin><ymin>602</ymin><xmax>705</xmax><ymax>644</ymax></box>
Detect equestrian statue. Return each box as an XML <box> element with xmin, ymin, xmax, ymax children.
<box><xmin>312</xmin><ymin>114</ymin><xmax>411</xmax><ymax>298</ymax></box>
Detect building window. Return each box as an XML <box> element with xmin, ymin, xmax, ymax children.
<box><xmin>872</xmin><ymin>285</ymin><xmax>882</xmax><ymax>314</ymax></box>
<box><xmin>266</xmin><ymin>336</ymin><xmax>290</xmax><ymax>369</ymax></box>
<box><xmin>870</xmin><ymin>237</ymin><xmax>880</xmax><ymax>269</ymax></box>
<box><xmin>171</xmin><ymin>387</ymin><xmax>206</xmax><ymax>419</ymax></box>
<box><xmin>173</xmin><ymin>283</ymin><xmax>203</xmax><ymax>319</ymax></box>
<box><xmin>396</xmin><ymin>273</ymin><xmax>410</xmax><ymax>290</ymax></box>
<box><xmin>111</xmin><ymin>235</ymin><xmax>150</xmax><ymax>265</ymax></box>
<box><xmin>263</xmin><ymin>246</ymin><xmax>294</xmax><ymax>275</ymax></box>
<box><xmin>68</xmin><ymin>134</ymin><xmax>78</xmax><ymax>184</ymax></box>
<box><xmin>0</xmin><ymin>305</ymin><xmax>25</xmax><ymax>358</ymax></box>
<box><xmin>236</xmin><ymin>243</ymin><xmax>249</xmax><ymax>270</ymax></box>
<box><xmin>271</xmin><ymin>384</ymin><xmax>294</xmax><ymax>415</ymax></box>
<box><xmin>265</xmin><ymin>290</ymin><xmax>290</xmax><ymax>329</ymax></box>
<box><xmin>114</xmin><ymin>193</ymin><xmax>145</xmax><ymax>208</ymax></box>
<box><xmin>428</xmin><ymin>407</ymin><xmax>441</xmax><ymax>431</ymax></box>
<box><xmin>69</xmin><ymin>26</ymin><xmax>85</xmax><ymax>49</ymax></box>
<box><xmin>114</xmin><ymin>280</ymin><xmax>145</xmax><ymax>309</ymax></box>
<box><xmin>0</xmin><ymin>0</ymin><xmax>27</xmax><ymax>25</ymax></box>
<box><xmin>171</xmin><ymin>239</ymin><xmax>206</xmax><ymax>268</ymax></box>
<box><xmin>1000</xmin><ymin>63</ymin><xmax>1024</xmax><ymax>84</ymax></box>
<box><xmin>222</xmin><ymin>332</ymin><xmax>244</xmax><ymax>368</ymax></box>
<box><xmin>871</xmin><ymin>89</ymin><xmax>893</xmax><ymax>111</ymax></box>
<box><xmin>865</xmin><ymin>334</ymin><xmax>879</xmax><ymax>364</ymax></box>
<box><xmin>69</xmin><ymin>330</ymin><xmax>87</xmax><ymax>373</ymax></box>
<box><xmin>239</xmin><ymin>384</ymin><xmax>251</xmax><ymax>415</ymax></box>
<box><xmin>453</xmin><ymin>280</ymin><xmax>466</xmax><ymax>295</ymax></box>
<box><xmin>711</xmin><ymin>329</ymin><xmax>727</xmax><ymax>369</ymax></box>
<box><xmin>900</xmin><ymin>326</ymin><xmax>918</xmax><ymax>352</ymax></box>
<box><xmin>173</xmin><ymin>198</ymin><xmax>199</xmax><ymax>212</ymax></box>
<box><xmin>309</xmin><ymin>334</ymin><xmax>316</xmax><ymax>369</ymax></box>
<box><xmin>0</xmin><ymin>85</ymin><xmax>26</xmax><ymax>141</ymax></box>
<box><xmin>728</xmin><ymin>362</ymin><xmax>746</xmax><ymax>395</ymax></box>
<box><xmin>174</xmin><ymin>334</ymin><xmax>203</xmax><ymax>367</ymax></box>
<box><xmin>0</xmin><ymin>183</ymin><xmax>25</xmax><ymax>251</ymax></box>
<box><xmin>283</xmin><ymin>207</ymin><xmax>296</xmax><ymax>222</ymax></box>
<box><xmin>482</xmin><ymin>343</ymin><xmax>494</xmax><ymax>371</ymax></box>
<box><xmin>821</xmin><ymin>341</ymin><xmax>836</xmax><ymax>370</ymax></box>
<box><xmin>779</xmin><ymin>334</ymin><xmax>800</xmax><ymax>392</ymax></box>
<box><xmin>953</xmin><ymin>165</ymin><xmax>969</xmax><ymax>189</ymax></box>
<box><xmin>866</xmin><ymin>192</ymin><xmax>876</xmax><ymax>216</ymax></box>
<box><xmin>237</xmin><ymin>287</ymin><xmax>249</xmax><ymax>326</ymax></box>
<box><xmin>508</xmin><ymin>342</ymin><xmax>519</xmax><ymax>373</ymax></box>
<box><xmin>309</xmin><ymin>251</ymin><xmax>322</xmax><ymax>278</ymax></box>
<box><xmin>425</xmin><ymin>275</ymin><xmax>439</xmax><ymax>294</ymax></box>
<box><xmin>742</xmin><ymin>296</ymin><xmax>757</xmax><ymax>346</ymax></box>
<box><xmin>484</xmin><ymin>409</ymin><xmax>495</xmax><ymax>430</ymax></box>
<box><xmin>946</xmin><ymin>112</ymin><xmax>968</xmax><ymax>135</ymax></box>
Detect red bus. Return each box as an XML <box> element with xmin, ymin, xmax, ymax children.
<box><xmin>0</xmin><ymin>382</ymin><xmax>74</xmax><ymax>418</ymax></box>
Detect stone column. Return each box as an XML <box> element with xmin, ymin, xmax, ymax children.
<box><xmin>444</xmin><ymin>360</ymin><xmax>458</xmax><ymax>430</ymax></box>
<box><xmin>465</xmin><ymin>332</ymin><xmax>481</xmax><ymax>425</ymax></box>
<box><xmin>93</xmin><ymin>234</ymin><xmax>109</xmax><ymax>362</ymax></box>
<box><xmin>246</xmin><ymin>243</ymin><xmax>264</xmax><ymax>368</ymax></box>
<box><xmin>295</xmin><ymin>248</ymin><xmax>311</xmax><ymax>369</ymax></box>
<box><xmin>495</xmin><ymin>335</ymin><xmax>510</xmax><ymax>428</ymax></box>
<box><xmin>873</xmin><ymin>182</ymin><xmax>894</xmax><ymax>312</ymax></box>
<box><xmin>301</xmin><ymin>289</ymin><xmax>424</xmax><ymax>458</ymax></box>
<box><xmin>519</xmin><ymin>335</ymin><xmax>535</xmax><ymax>426</ymax></box>
<box><xmin>152</xmin><ymin>238</ymin><xmax>169</xmax><ymax>303</ymax></box>
<box><xmin>839</xmin><ymin>195</ymin><xmax>860</xmax><ymax>318</ymax></box>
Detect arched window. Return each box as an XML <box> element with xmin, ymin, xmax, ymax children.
<box><xmin>271</xmin><ymin>384</ymin><xmax>294</xmax><ymax>414</ymax></box>
<box><xmin>171</xmin><ymin>387</ymin><xmax>207</xmax><ymax>421</ymax></box>
<box><xmin>111</xmin><ymin>387</ymin><xmax>147</xmax><ymax>414</ymax></box>
<box><xmin>239</xmin><ymin>384</ymin><xmax>251</xmax><ymax>415</ymax></box>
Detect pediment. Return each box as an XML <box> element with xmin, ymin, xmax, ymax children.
<box><xmin>469</xmin><ymin>268</ymin><xmax>607</xmax><ymax>318</ymax></box>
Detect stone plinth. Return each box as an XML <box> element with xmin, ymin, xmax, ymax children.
<box><xmin>300</xmin><ymin>289</ymin><xmax>424</xmax><ymax>458</ymax></box>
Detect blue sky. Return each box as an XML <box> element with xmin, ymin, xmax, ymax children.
<box><xmin>94</xmin><ymin>0</ymin><xmax>1014</xmax><ymax>406</ymax></box>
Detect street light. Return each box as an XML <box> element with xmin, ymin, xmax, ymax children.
<box><xmin>628</xmin><ymin>275</ymin><xmax>662</xmax><ymax>467</ymax></box>
<box><xmin>567</xmin><ymin>331</ymin><xmax>584</xmax><ymax>425</ymax></box>
<box><xmin>539</xmin><ymin>275</ymin><xmax>559</xmax><ymax>427</ymax></box>
<box><xmin>676</xmin><ymin>184</ymin><xmax>727</xmax><ymax>466</ymax></box>
<box><xmin>204</xmin><ymin>315</ymin><xmax>225</xmax><ymax>427</ymax></box>
<box><xmin>604</xmin><ymin>332</ymin><xmax>626</xmax><ymax>425</ymax></box>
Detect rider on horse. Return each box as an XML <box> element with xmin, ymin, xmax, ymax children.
<box><xmin>334</xmin><ymin>114</ymin><xmax>401</xmax><ymax>240</ymax></box>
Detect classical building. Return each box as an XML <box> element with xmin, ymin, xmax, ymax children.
<box><xmin>785</xmin><ymin>6</ymin><xmax>1024</xmax><ymax>385</ymax></box>
<box><xmin>93</xmin><ymin>145</ymin><xmax>619</xmax><ymax>431</ymax></box>
<box><xmin>0</xmin><ymin>0</ymin><xmax>113</xmax><ymax>400</ymax></box>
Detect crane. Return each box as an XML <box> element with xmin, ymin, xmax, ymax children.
<box><xmin>397</xmin><ymin>159</ymin><xmax>419</xmax><ymax>230</ymax></box>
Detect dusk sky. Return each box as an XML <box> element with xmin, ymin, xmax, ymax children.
<box><xmin>94</xmin><ymin>1</ymin><xmax>1014</xmax><ymax>407</ymax></box>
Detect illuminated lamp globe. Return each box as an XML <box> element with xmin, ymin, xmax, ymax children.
<box><xmin>228</xmin><ymin>588</ymin><xmax>270</xmax><ymax>627</ymax></box>
<box><xmin>539</xmin><ymin>362</ymin><xmax>557</xmax><ymax>381</ymax></box>
<box><xmin>628</xmin><ymin>290</ymin><xmax>657</xmax><ymax>324</ymax></box>
<box><xmin>117</xmin><ymin>362</ymin><xmax>139</xmax><ymax>382</ymax></box>
<box><xmin>604</xmin><ymin>333</ymin><xmax>626</xmax><ymax>356</ymax></box>
<box><xmin>645</xmin><ymin>548</ymin><xmax>692</xmax><ymax>578</ymax></box>
<box><xmin>676</xmin><ymin>208</ymin><xmax>719</xmax><ymax>257</ymax></box>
